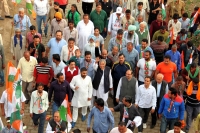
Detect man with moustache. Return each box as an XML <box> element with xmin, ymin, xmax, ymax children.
<box><xmin>123</xmin><ymin>25</ymin><xmax>139</xmax><ymax>47</ymax></box>
<box><xmin>30</xmin><ymin>83</ymin><xmax>49</xmax><ymax>133</ymax></box>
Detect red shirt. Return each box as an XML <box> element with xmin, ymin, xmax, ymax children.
<box><xmin>54</xmin><ymin>0</ymin><xmax>68</xmax><ymax>5</ymax></box>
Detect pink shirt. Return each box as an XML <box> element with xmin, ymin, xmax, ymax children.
<box><xmin>26</xmin><ymin>32</ymin><xmax>42</xmax><ymax>45</ymax></box>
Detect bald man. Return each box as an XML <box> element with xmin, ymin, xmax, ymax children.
<box><xmin>17</xmin><ymin>51</ymin><xmax>38</xmax><ymax>104</ymax></box>
<box><xmin>107</xmin><ymin>46</ymin><xmax>119</xmax><ymax>63</ymax></box>
<box><xmin>99</xmin><ymin>49</ymin><xmax>113</xmax><ymax>68</ymax></box>
<box><xmin>150</xmin><ymin>73</ymin><xmax>168</xmax><ymax>129</ymax></box>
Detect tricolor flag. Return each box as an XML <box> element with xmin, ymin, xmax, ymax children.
<box><xmin>59</xmin><ymin>95</ymin><xmax>72</xmax><ymax>122</ymax></box>
<box><xmin>166</xmin><ymin>27</ymin><xmax>174</xmax><ymax>44</ymax></box>
<box><xmin>6</xmin><ymin>61</ymin><xmax>17</xmax><ymax>102</ymax></box>
<box><xmin>161</xmin><ymin>3</ymin><xmax>166</xmax><ymax>20</ymax></box>
<box><xmin>26</xmin><ymin>0</ymin><xmax>37</xmax><ymax>18</ymax></box>
<box><xmin>0</xmin><ymin>118</ymin><xmax>4</xmax><ymax>131</ymax></box>
<box><xmin>13</xmin><ymin>69</ymin><xmax>22</xmax><ymax>99</ymax></box>
<box><xmin>190</xmin><ymin>8</ymin><xmax>200</xmax><ymax>27</ymax></box>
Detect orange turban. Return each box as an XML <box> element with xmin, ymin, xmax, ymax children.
<box><xmin>54</xmin><ymin>12</ymin><xmax>62</xmax><ymax>19</ymax></box>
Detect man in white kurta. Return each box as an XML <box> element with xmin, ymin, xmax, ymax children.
<box><xmin>70</xmin><ymin>67</ymin><xmax>93</xmax><ymax>128</ymax></box>
<box><xmin>76</xmin><ymin>15</ymin><xmax>94</xmax><ymax>55</ymax></box>
<box><xmin>93</xmin><ymin>59</ymin><xmax>113</xmax><ymax>107</ymax></box>
<box><xmin>0</xmin><ymin>90</ymin><xmax>26</xmax><ymax>118</ymax></box>
<box><xmin>11</xmin><ymin>28</ymin><xmax>26</xmax><ymax>66</ymax></box>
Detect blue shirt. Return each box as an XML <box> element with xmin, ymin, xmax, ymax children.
<box><xmin>135</xmin><ymin>45</ymin><xmax>155</xmax><ymax>59</ymax></box>
<box><xmin>13</xmin><ymin>14</ymin><xmax>32</xmax><ymax>31</ymax></box>
<box><xmin>87</xmin><ymin>106</ymin><xmax>115</xmax><ymax>133</ymax></box>
<box><xmin>108</xmin><ymin>37</ymin><xmax>127</xmax><ymax>52</ymax></box>
<box><xmin>2</xmin><ymin>127</ymin><xmax>17</xmax><ymax>133</ymax></box>
<box><xmin>165</xmin><ymin>50</ymin><xmax>181</xmax><ymax>71</ymax></box>
<box><xmin>121</xmin><ymin>48</ymin><xmax>139</xmax><ymax>70</ymax></box>
<box><xmin>47</xmin><ymin>38</ymin><xmax>67</xmax><ymax>65</ymax></box>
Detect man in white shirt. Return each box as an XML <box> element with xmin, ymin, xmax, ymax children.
<box><xmin>135</xmin><ymin>76</ymin><xmax>156</xmax><ymax>133</ymax></box>
<box><xmin>110</xmin><ymin>122</ymin><xmax>133</xmax><ymax>133</ymax></box>
<box><xmin>70</xmin><ymin>67</ymin><xmax>93</xmax><ymax>128</ymax></box>
<box><xmin>132</xmin><ymin>2</ymin><xmax>146</xmax><ymax>22</ymax></box>
<box><xmin>17</xmin><ymin>51</ymin><xmax>38</xmax><ymax>104</ymax></box>
<box><xmin>34</xmin><ymin>0</ymin><xmax>49</xmax><ymax>37</ymax></box>
<box><xmin>60</xmin><ymin>38</ymin><xmax>79</xmax><ymax>63</ymax></box>
<box><xmin>77</xmin><ymin>14</ymin><xmax>94</xmax><ymax>55</ymax></box>
<box><xmin>136</xmin><ymin>50</ymin><xmax>156</xmax><ymax>86</ymax></box>
<box><xmin>30</xmin><ymin>83</ymin><xmax>49</xmax><ymax>133</ymax></box>
<box><xmin>0</xmin><ymin>90</ymin><xmax>26</xmax><ymax>118</ymax></box>
<box><xmin>108</xmin><ymin>7</ymin><xmax>124</xmax><ymax>38</ymax></box>
<box><xmin>167</xmin><ymin>121</ymin><xmax>185</xmax><ymax>133</ymax></box>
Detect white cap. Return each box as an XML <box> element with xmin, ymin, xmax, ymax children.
<box><xmin>116</xmin><ymin>7</ymin><xmax>122</xmax><ymax>14</ymax></box>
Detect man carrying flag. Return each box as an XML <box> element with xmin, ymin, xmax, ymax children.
<box><xmin>30</xmin><ymin>83</ymin><xmax>49</xmax><ymax>133</ymax></box>
<box><xmin>189</xmin><ymin>7</ymin><xmax>200</xmax><ymax>37</ymax></box>
<box><xmin>1</xmin><ymin>118</ymin><xmax>17</xmax><ymax>133</ymax></box>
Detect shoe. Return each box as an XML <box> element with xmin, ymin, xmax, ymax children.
<box><xmin>71</xmin><ymin>122</ymin><xmax>76</xmax><ymax>128</ymax></box>
<box><xmin>143</xmin><ymin>123</ymin><xmax>147</xmax><ymax>128</ymax></box>
<box><xmin>0</xmin><ymin>17</ymin><xmax>4</xmax><ymax>20</ymax></box>
<box><xmin>5</xmin><ymin>16</ymin><xmax>13</xmax><ymax>18</ymax></box>
<box><xmin>138</xmin><ymin>132</ymin><xmax>142</xmax><ymax>133</ymax></box>
<box><xmin>25</xmin><ymin>100</ymin><xmax>30</xmax><ymax>104</ymax></box>
<box><xmin>150</xmin><ymin>124</ymin><xmax>155</xmax><ymax>129</ymax></box>
<box><xmin>81</xmin><ymin>115</ymin><xmax>86</xmax><ymax>121</ymax></box>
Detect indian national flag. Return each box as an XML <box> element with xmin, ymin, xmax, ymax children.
<box><xmin>59</xmin><ymin>95</ymin><xmax>72</xmax><ymax>122</ymax></box>
<box><xmin>166</xmin><ymin>27</ymin><xmax>174</xmax><ymax>44</ymax></box>
<box><xmin>161</xmin><ymin>3</ymin><xmax>166</xmax><ymax>20</ymax></box>
<box><xmin>13</xmin><ymin>69</ymin><xmax>22</xmax><ymax>99</ymax></box>
<box><xmin>6</xmin><ymin>61</ymin><xmax>17</xmax><ymax>102</ymax></box>
<box><xmin>190</xmin><ymin>8</ymin><xmax>200</xmax><ymax>27</ymax></box>
<box><xmin>0</xmin><ymin>118</ymin><xmax>4</xmax><ymax>131</ymax></box>
<box><xmin>26</xmin><ymin>0</ymin><xmax>37</xmax><ymax>18</ymax></box>
<box><xmin>10</xmin><ymin>103</ymin><xmax>23</xmax><ymax>133</ymax></box>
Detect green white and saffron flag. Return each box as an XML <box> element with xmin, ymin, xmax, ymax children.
<box><xmin>26</xmin><ymin>0</ymin><xmax>33</xmax><ymax>14</ymax></box>
<box><xmin>161</xmin><ymin>3</ymin><xmax>166</xmax><ymax>20</ymax></box>
<box><xmin>59</xmin><ymin>95</ymin><xmax>72</xmax><ymax>122</ymax></box>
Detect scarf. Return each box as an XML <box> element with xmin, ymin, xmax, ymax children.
<box><xmin>68</xmin><ymin>47</ymin><xmax>74</xmax><ymax>60</ymax></box>
<box><xmin>185</xmin><ymin>65</ymin><xmax>199</xmax><ymax>79</ymax></box>
<box><xmin>140</xmin><ymin>46</ymin><xmax>147</xmax><ymax>58</ymax></box>
<box><xmin>122</xmin><ymin>106</ymin><xmax>129</xmax><ymax>122</ymax></box>
<box><xmin>14</xmin><ymin>35</ymin><xmax>22</xmax><ymax>49</ymax></box>
<box><xmin>167</xmin><ymin>99</ymin><xmax>175</xmax><ymax>113</ymax></box>
<box><xmin>186</xmin><ymin>81</ymin><xmax>200</xmax><ymax>100</ymax></box>
<box><xmin>144</xmin><ymin>61</ymin><xmax>149</xmax><ymax>76</ymax></box>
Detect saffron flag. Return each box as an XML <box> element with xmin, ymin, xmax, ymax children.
<box><xmin>6</xmin><ymin>61</ymin><xmax>17</xmax><ymax>102</ymax></box>
<box><xmin>0</xmin><ymin>118</ymin><xmax>4</xmax><ymax>131</ymax></box>
<box><xmin>190</xmin><ymin>8</ymin><xmax>200</xmax><ymax>27</ymax></box>
<box><xmin>59</xmin><ymin>95</ymin><xmax>72</xmax><ymax>122</ymax></box>
<box><xmin>161</xmin><ymin>3</ymin><xmax>166</xmax><ymax>20</ymax></box>
<box><xmin>166</xmin><ymin>27</ymin><xmax>174</xmax><ymax>44</ymax></box>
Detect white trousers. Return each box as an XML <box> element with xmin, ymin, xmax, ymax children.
<box><xmin>72</xmin><ymin>106</ymin><xmax>88</xmax><ymax>122</ymax></box>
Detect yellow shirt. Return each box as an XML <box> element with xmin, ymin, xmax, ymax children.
<box><xmin>167</xmin><ymin>0</ymin><xmax>185</xmax><ymax>17</ymax></box>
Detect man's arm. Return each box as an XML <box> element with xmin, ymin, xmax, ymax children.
<box><xmin>66</xmin><ymin>83</ymin><xmax>72</xmax><ymax>102</ymax></box>
<box><xmin>108</xmin><ymin>110</ymin><xmax>115</xmax><ymax>129</ymax></box>
<box><xmin>154</xmin><ymin>70</ymin><xmax>159</xmax><ymax>80</ymax></box>
<box><xmin>116</xmin><ymin>78</ymin><xmax>122</xmax><ymax>102</ymax></box>
<box><xmin>30</xmin><ymin>92</ymin><xmax>34</xmax><ymax>114</ymax></box>
<box><xmin>179</xmin><ymin>101</ymin><xmax>185</xmax><ymax>120</ymax></box>
<box><xmin>87</xmin><ymin>109</ymin><xmax>94</xmax><ymax>129</ymax></box>
<box><xmin>48</xmin><ymin>83</ymin><xmax>54</xmax><ymax>102</ymax></box>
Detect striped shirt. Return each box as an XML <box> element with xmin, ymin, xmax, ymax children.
<box><xmin>33</xmin><ymin>64</ymin><xmax>54</xmax><ymax>85</ymax></box>
<box><xmin>186</xmin><ymin>86</ymin><xmax>200</xmax><ymax>107</ymax></box>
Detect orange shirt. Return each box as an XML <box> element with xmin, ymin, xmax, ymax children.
<box><xmin>156</xmin><ymin>62</ymin><xmax>177</xmax><ymax>83</ymax></box>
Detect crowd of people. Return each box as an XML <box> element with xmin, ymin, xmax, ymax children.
<box><xmin>0</xmin><ymin>0</ymin><xmax>200</xmax><ymax>133</ymax></box>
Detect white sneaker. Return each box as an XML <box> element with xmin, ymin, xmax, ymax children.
<box><xmin>138</xmin><ymin>132</ymin><xmax>142</xmax><ymax>133</ymax></box>
<box><xmin>143</xmin><ymin>123</ymin><xmax>147</xmax><ymax>128</ymax></box>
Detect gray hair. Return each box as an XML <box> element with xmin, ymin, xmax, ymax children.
<box><xmin>99</xmin><ymin>59</ymin><xmax>106</xmax><ymax>65</ymax></box>
<box><xmin>18</xmin><ymin>8</ymin><xmax>25</xmax><ymax>12</ymax></box>
<box><xmin>140</xmin><ymin>22</ymin><xmax>146</xmax><ymax>27</ymax></box>
<box><xmin>157</xmin><ymin>73</ymin><xmax>164</xmax><ymax>79</ymax></box>
<box><xmin>172</xmin><ymin>44</ymin><xmax>177</xmax><ymax>48</ymax></box>
<box><xmin>15</xmin><ymin>28</ymin><xmax>21</xmax><ymax>32</ymax></box>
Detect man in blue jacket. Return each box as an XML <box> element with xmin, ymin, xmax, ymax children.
<box><xmin>158</xmin><ymin>87</ymin><xmax>185</xmax><ymax>133</ymax></box>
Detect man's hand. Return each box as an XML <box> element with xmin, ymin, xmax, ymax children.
<box><xmin>75</xmin><ymin>86</ymin><xmax>79</xmax><ymax>90</ymax></box>
<box><xmin>87</xmin><ymin>127</ymin><xmax>90</xmax><ymax>132</ymax></box>
<box><xmin>95</xmin><ymin>57</ymin><xmax>100</xmax><ymax>63</ymax></box>
<box><xmin>30</xmin><ymin>113</ymin><xmax>33</xmax><ymax>118</ymax></box>
<box><xmin>108</xmin><ymin>31</ymin><xmax>111</xmax><ymax>35</ymax></box>
<box><xmin>151</xmin><ymin>109</ymin><xmax>155</xmax><ymax>113</ymax></box>
<box><xmin>13</xmin><ymin>56</ymin><xmax>15</xmax><ymax>60</ymax></box>
<box><xmin>109</xmin><ymin>108</ymin><xmax>114</xmax><ymax>112</ymax></box>
<box><xmin>116</xmin><ymin>98</ymin><xmax>119</xmax><ymax>103</ymax></box>
<box><xmin>135</xmin><ymin>104</ymin><xmax>138</xmax><ymax>108</ymax></box>
<box><xmin>88</xmin><ymin>98</ymin><xmax>91</xmax><ymax>101</ymax></box>
<box><xmin>2</xmin><ymin>64</ymin><xmax>5</xmax><ymax>69</ymax></box>
<box><xmin>158</xmin><ymin>114</ymin><xmax>162</xmax><ymax>119</ymax></box>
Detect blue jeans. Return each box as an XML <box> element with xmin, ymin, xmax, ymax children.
<box><xmin>160</xmin><ymin>115</ymin><xmax>178</xmax><ymax>133</ymax></box>
<box><xmin>36</xmin><ymin>15</ymin><xmax>48</xmax><ymax>35</ymax></box>
<box><xmin>186</xmin><ymin>104</ymin><xmax>200</xmax><ymax>130</ymax></box>
<box><xmin>32</xmin><ymin>111</ymin><xmax>46</xmax><ymax>133</ymax></box>
<box><xmin>52</xmin><ymin>102</ymin><xmax>59</xmax><ymax>115</ymax></box>
<box><xmin>0</xmin><ymin>70</ymin><xmax>4</xmax><ymax>84</ymax></box>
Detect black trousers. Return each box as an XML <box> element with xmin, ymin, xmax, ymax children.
<box><xmin>151</xmin><ymin>98</ymin><xmax>160</xmax><ymax>126</ymax></box>
<box><xmin>113</xmin><ymin>80</ymin><xmax>119</xmax><ymax>106</ymax></box>
<box><xmin>60</xmin><ymin>4</ymin><xmax>67</xmax><ymax>14</ymax></box>
<box><xmin>138</xmin><ymin>107</ymin><xmax>152</xmax><ymax>132</ymax></box>
<box><xmin>82</xmin><ymin>2</ymin><xmax>93</xmax><ymax>14</ymax></box>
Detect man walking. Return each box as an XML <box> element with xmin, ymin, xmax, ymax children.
<box><xmin>17</xmin><ymin>51</ymin><xmax>37</xmax><ymax>104</ymax></box>
<box><xmin>30</xmin><ymin>83</ymin><xmax>48</xmax><ymax>133</ymax></box>
<box><xmin>0</xmin><ymin>0</ymin><xmax>13</xmax><ymax>20</ymax></box>
<box><xmin>87</xmin><ymin>98</ymin><xmax>114</xmax><ymax>133</ymax></box>
<box><xmin>70</xmin><ymin>67</ymin><xmax>93</xmax><ymax>128</ymax></box>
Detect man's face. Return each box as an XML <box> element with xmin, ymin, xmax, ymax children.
<box><xmin>172</xmin><ymin>47</ymin><xmax>177</xmax><ymax>52</ymax></box>
<box><xmin>126</xmin><ymin>13</ymin><xmax>131</xmax><ymax>18</ymax></box>
<box><xmin>190</xmin><ymin>67</ymin><xmax>196</xmax><ymax>72</ymax></box>
<box><xmin>138</xmin><ymin>5</ymin><xmax>143</xmax><ymax>10</ymax></box>
<box><xmin>24</xmin><ymin>53</ymin><xmax>30</xmax><ymax>61</ymax></box>
<box><xmin>174</xmin><ymin>126</ymin><xmax>181</xmax><ymax>133</ymax></box>
<box><xmin>116</xmin><ymin>13</ymin><xmax>121</xmax><ymax>18</ymax></box>
<box><xmin>144</xmin><ymin>52</ymin><xmax>150</xmax><ymax>60</ymax></box>
<box><xmin>160</xmin><ymin>29</ymin><xmax>165</xmax><ymax>34</ymax></box>
<box><xmin>112</xmin><ymin>47</ymin><xmax>119</xmax><ymax>55</ymax></box>
<box><xmin>19</xmin><ymin>11</ymin><xmax>24</xmax><ymax>18</ymax></box>
<box><xmin>58</xmin><ymin>75</ymin><xmax>64</xmax><ymax>83</ymax></box>
<box><xmin>137</xmin><ymin>17</ymin><xmax>143</xmax><ymax>23</ymax></box>
<box><xmin>168</xmin><ymin>90</ymin><xmax>172</xmax><ymax>99</ymax></box>
<box><xmin>99</xmin><ymin>61</ymin><xmax>106</xmax><ymax>70</ymax></box>
<box><xmin>56</xmin><ymin>32</ymin><xmax>62</xmax><ymax>40</ymax></box>
<box><xmin>128</xmin><ymin>31</ymin><xmax>133</xmax><ymax>36</ymax></box>
<box><xmin>69</xmin><ymin>62</ymin><xmax>76</xmax><ymax>70</ymax></box>
<box><xmin>69</xmin><ymin>23</ymin><xmax>74</xmax><ymax>28</ymax></box>
<box><xmin>141</xmin><ymin>41</ymin><xmax>147</xmax><ymax>49</ymax></box>
<box><xmin>101</xmin><ymin>51</ymin><xmax>108</xmax><ymax>59</ymax></box>
<box><xmin>119</xmin><ymin>55</ymin><xmax>125</xmax><ymax>64</ymax></box>
<box><xmin>117</xmin><ymin>34</ymin><xmax>123</xmax><ymax>40</ymax></box>
<box><xmin>94</xmin><ymin>29</ymin><xmax>100</xmax><ymax>35</ymax></box>
<box><xmin>125</xmin><ymin>71</ymin><xmax>132</xmax><ymax>80</ymax></box>
<box><xmin>30</xmin><ymin>30</ymin><xmax>36</xmax><ymax>35</ymax></box>
<box><xmin>96</xmin><ymin>5</ymin><xmax>102</xmax><ymax>12</ymax></box>
<box><xmin>54</xmin><ymin>112</ymin><xmax>60</xmax><ymax>122</ymax></box>
<box><xmin>176</xmin><ymin>80</ymin><xmax>182</xmax><ymax>86</ymax></box>
<box><xmin>15</xmin><ymin>31</ymin><xmax>21</xmax><ymax>36</ymax></box>
<box><xmin>140</xmin><ymin>24</ymin><xmax>145</xmax><ymax>31</ymax></box>
<box><xmin>118</xmin><ymin>125</ymin><xmax>126</xmax><ymax>133</ymax></box>
<box><xmin>75</xmin><ymin>50</ymin><xmax>81</xmax><ymax>57</ymax></box>
<box><xmin>54</xmin><ymin>5</ymin><xmax>59</xmax><ymax>9</ymax></box>
<box><xmin>127</xmin><ymin>44</ymin><xmax>133</xmax><ymax>52</ymax></box>
<box><xmin>83</xmin><ymin>16</ymin><xmax>89</xmax><ymax>23</ymax></box>
<box><xmin>157</xmin><ymin>15</ymin><xmax>162</xmax><ymax>21</ymax></box>
<box><xmin>174</xmin><ymin>19</ymin><xmax>178</xmax><ymax>23</ymax></box>
<box><xmin>144</xmin><ymin>78</ymin><xmax>151</xmax><ymax>86</ymax></box>
<box><xmin>7</xmin><ymin>122</ymin><xmax>11</xmax><ymax>128</ymax></box>
<box><xmin>156</xmin><ymin>76</ymin><xmax>163</xmax><ymax>84</ymax></box>
<box><xmin>81</xmin><ymin>71</ymin><xmax>87</xmax><ymax>78</ymax></box>
<box><xmin>68</xmin><ymin>40</ymin><xmax>74</xmax><ymax>48</ymax></box>
<box><xmin>164</xmin><ymin>58</ymin><xmax>170</xmax><ymax>64</ymax></box>
<box><xmin>85</xmin><ymin>55</ymin><xmax>91</xmax><ymax>62</ymax></box>
<box><xmin>182</xmin><ymin>17</ymin><xmax>187</xmax><ymax>21</ymax></box>
<box><xmin>37</xmin><ymin>86</ymin><xmax>44</xmax><ymax>93</ymax></box>
<box><xmin>56</xmin><ymin>17</ymin><xmax>61</xmax><ymax>22</ymax></box>
<box><xmin>34</xmin><ymin>38</ymin><xmax>40</xmax><ymax>45</ymax></box>
<box><xmin>89</xmin><ymin>38</ymin><xmax>94</xmax><ymax>43</ymax></box>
